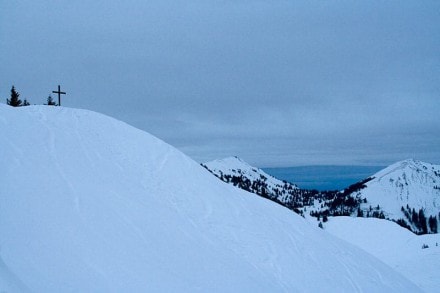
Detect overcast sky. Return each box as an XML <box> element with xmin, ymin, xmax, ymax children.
<box><xmin>1</xmin><ymin>1</ymin><xmax>439</xmax><ymax>167</ymax></box>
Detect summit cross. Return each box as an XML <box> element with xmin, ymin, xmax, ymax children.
<box><xmin>52</xmin><ymin>85</ymin><xmax>66</xmax><ymax>106</ymax></box>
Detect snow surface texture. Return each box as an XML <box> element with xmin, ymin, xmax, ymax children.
<box><xmin>355</xmin><ymin>159</ymin><xmax>440</xmax><ymax>220</ymax></box>
<box><xmin>0</xmin><ymin>105</ymin><xmax>421</xmax><ymax>292</ymax></box>
<box><xmin>325</xmin><ymin>217</ymin><xmax>440</xmax><ymax>293</ymax></box>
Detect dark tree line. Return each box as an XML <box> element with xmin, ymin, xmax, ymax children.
<box><xmin>5</xmin><ymin>86</ymin><xmax>58</xmax><ymax>107</ymax></box>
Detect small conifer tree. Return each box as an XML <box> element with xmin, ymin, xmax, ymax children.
<box><xmin>6</xmin><ymin>86</ymin><xmax>22</xmax><ymax>107</ymax></box>
<box><xmin>46</xmin><ymin>95</ymin><xmax>57</xmax><ymax>106</ymax></box>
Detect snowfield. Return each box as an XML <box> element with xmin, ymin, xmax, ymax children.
<box><xmin>0</xmin><ymin>105</ymin><xmax>421</xmax><ymax>292</ymax></box>
<box><xmin>325</xmin><ymin>216</ymin><xmax>440</xmax><ymax>292</ymax></box>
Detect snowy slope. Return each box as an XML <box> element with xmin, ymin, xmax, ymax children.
<box><xmin>203</xmin><ymin>156</ymin><xmax>300</xmax><ymax>205</ymax></box>
<box><xmin>203</xmin><ymin>156</ymin><xmax>288</xmax><ymax>188</ymax></box>
<box><xmin>354</xmin><ymin>160</ymin><xmax>440</xmax><ymax>226</ymax></box>
<box><xmin>325</xmin><ymin>217</ymin><xmax>440</xmax><ymax>293</ymax></box>
<box><xmin>0</xmin><ymin>105</ymin><xmax>421</xmax><ymax>292</ymax></box>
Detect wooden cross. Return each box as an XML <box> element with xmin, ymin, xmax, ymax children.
<box><xmin>52</xmin><ymin>85</ymin><xmax>66</xmax><ymax>106</ymax></box>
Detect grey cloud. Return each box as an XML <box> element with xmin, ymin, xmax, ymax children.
<box><xmin>1</xmin><ymin>1</ymin><xmax>439</xmax><ymax>167</ymax></box>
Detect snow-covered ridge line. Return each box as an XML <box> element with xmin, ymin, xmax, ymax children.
<box><xmin>202</xmin><ymin>156</ymin><xmax>293</xmax><ymax>187</ymax></box>
<box><xmin>202</xmin><ymin>156</ymin><xmax>303</xmax><ymax>208</ymax></box>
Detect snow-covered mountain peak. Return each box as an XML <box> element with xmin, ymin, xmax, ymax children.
<box><xmin>374</xmin><ymin>159</ymin><xmax>439</xmax><ymax>181</ymax></box>
<box><xmin>353</xmin><ymin>159</ymin><xmax>440</xmax><ymax>228</ymax></box>
<box><xmin>203</xmin><ymin>156</ymin><xmax>278</xmax><ymax>182</ymax></box>
<box><xmin>206</xmin><ymin>156</ymin><xmax>254</xmax><ymax>172</ymax></box>
<box><xmin>203</xmin><ymin>157</ymin><xmax>303</xmax><ymax>205</ymax></box>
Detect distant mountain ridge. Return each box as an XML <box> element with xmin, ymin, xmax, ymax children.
<box><xmin>202</xmin><ymin>157</ymin><xmax>299</xmax><ymax>205</ymax></box>
<box><xmin>202</xmin><ymin>156</ymin><xmax>321</xmax><ymax>212</ymax></box>
<box><xmin>203</xmin><ymin>157</ymin><xmax>440</xmax><ymax>234</ymax></box>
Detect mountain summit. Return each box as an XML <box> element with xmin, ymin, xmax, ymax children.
<box><xmin>0</xmin><ymin>105</ymin><xmax>420</xmax><ymax>292</ymax></box>
<box><xmin>202</xmin><ymin>156</ymin><xmax>301</xmax><ymax>205</ymax></box>
<box><xmin>356</xmin><ymin>159</ymin><xmax>440</xmax><ymax>214</ymax></box>
<box><xmin>349</xmin><ymin>159</ymin><xmax>440</xmax><ymax>232</ymax></box>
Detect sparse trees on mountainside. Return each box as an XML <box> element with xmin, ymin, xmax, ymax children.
<box><xmin>395</xmin><ymin>218</ymin><xmax>411</xmax><ymax>230</ymax></box>
<box><xmin>399</xmin><ymin>205</ymin><xmax>438</xmax><ymax>234</ymax></box>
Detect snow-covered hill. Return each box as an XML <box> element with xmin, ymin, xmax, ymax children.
<box><xmin>352</xmin><ymin>159</ymin><xmax>440</xmax><ymax>232</ymax></box>
<box><xmin>0</xmin><ymin>105</ymin><xmax>420</xmax><ymax>292</ymax></box>
<box><xmin>202</xmin><ymin>156</ymin><xmax>301</xmax><ymax>205</ymax></box>
<box><xmin>324</xmin><ymin>217</ymin><xmax>440</xmax><ymax>293</ymax></box>
<box><xmin>203</xmin><ymin>156</ymin><xmax>289</xmax><ymax>189</ymax></box>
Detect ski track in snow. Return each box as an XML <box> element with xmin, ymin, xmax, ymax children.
<box><xmin>0</xmin><ymin>255</ymin><xmax>31</xmax><ymax>292</ymax></box>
